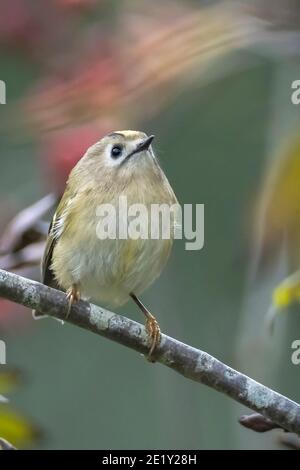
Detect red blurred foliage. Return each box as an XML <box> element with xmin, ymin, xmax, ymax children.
<box><xmin>24</xmin><ymin>33</ymin><xmax>124</xmax><ymax>131</ymax></box>
<box><xmin>41</xmin><ymin>124</ymin><xmax>114</xmax><ymax>193</ymax></box>
<box><xmin>21</xmin><ymin>1</ymin><xmax>238</xmax><ymax>135</ymax></box>
<box><xmin>0</xmin><ymin>0</ymin><xmax>39</xmax><ymax>51</ymax></box>
<box><xmin>0</xmin><ymin>0</ymin><xmax>99</xmax><ymax>60</ymax></box>
<box><xmin>53</xmin><ymin>0</ymin><xmax>97</xmax><ymax>10</ymax></box>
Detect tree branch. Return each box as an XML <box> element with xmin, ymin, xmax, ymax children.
<box><xmin>0</xmin><ymin>268</ymin><xmax>299</xmax><ymax>435</ymax></box>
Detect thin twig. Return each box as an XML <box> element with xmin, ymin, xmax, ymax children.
<box><xmin>0</xmin><ymin>193</ymin><xmax>56</xmax><ymax>255</ymax></box>
<box><xmin>0</xmin><ymin>268</ymin><xmax>299</xmax><ymax>434</ymax></box>
<box><xmin>0</xmin><ymin>438</ymin><xmax>16</xmax><ymax>450</ymax></box>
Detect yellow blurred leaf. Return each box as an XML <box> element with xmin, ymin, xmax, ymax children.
<box><xmin>272</xmin><ymin>270</ymin><xmax>300</xmax><ymax>308</ymax></box>
<box><xmin>254</xmin><ymin>132</ymin><xmax>300</xmax><ymax>270</ymax></box>
<box><xmin>0</xmin><ymin>405</ymin><xmax>40</xmax><ymax>448</ymax></box>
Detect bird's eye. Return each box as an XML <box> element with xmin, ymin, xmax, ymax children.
<box><xmin>111</xmin><ymin>145</ymin><xmax>123</xmax><ymax>158</ymax></box>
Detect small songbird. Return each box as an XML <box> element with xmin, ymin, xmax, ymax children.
<box><xmin>33</xmin><ymin>130</ymin><xmax>178</xmax><ymax>359</ymax></box>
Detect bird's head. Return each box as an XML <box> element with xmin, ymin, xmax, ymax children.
<box><xmin>82</xmin><ymin>130</ymin><xmax>156</xmax><ymax>176</ymax></box>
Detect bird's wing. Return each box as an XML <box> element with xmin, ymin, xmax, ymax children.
<box><xmin>41</xmin><ymin>212</ymin><xmax>61</xmax><ymax>289</ymax></box>
<box><xmin>33</xmin><ymin>192</ymin><xmax>70</xmax><ymax>318</ymax></box>
<box><xmin>41</xmin><ymin>186</ymin><xmax>75</xmax><ymax>288</ymax></box>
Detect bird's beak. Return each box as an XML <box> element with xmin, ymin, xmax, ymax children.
<box><xmin>135</xmin><ymin>135</ymin><xmax>155</xmax><ymax>153</ymax></box>
<box><xmin>123</xmin><ymin>135</ymin><xmax>155</xmax><ymax>164</ymax></box>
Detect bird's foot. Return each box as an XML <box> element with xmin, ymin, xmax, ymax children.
<box><xmin>65</xmin><ymin>284</ymin><xmax>81</xmax><ymax>319</ymax></box>
<box><xmin>145</xmin><ymin>314</ymin><xmax>161</xmax><ymax>362</ymax></box>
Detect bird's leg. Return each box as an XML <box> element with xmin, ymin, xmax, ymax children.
<box><xmin>65</xmin><ymin>283</ymin><xmax>81</xmax><ymax>319</ymax></box>
<box><xmin>130</xmin><ymin>292</ymin><xmax>161</xmax><ymax>362</ymax></box>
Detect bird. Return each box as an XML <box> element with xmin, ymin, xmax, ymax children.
<box><xmin>33</xmin><ymin>130</ymin><xmax>178</xmax><ymax>360</ymax></box>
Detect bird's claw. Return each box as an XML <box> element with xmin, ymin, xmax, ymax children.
<box><xmin>65</xmin><ymin>285</ymin><xmax>81</xmax><ymax>319</ymax></box>
<box><xmin>145</xmin><ymin>315</ymin><xmax>161</xmax><ymax>362</ymax></box>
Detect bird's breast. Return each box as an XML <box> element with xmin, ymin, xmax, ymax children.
<box><xmin>52</xmin><ymin>172</ymin><xmax>177</xmax><ymax>305</ymax></box>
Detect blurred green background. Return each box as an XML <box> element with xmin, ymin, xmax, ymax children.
<box><xmin>0</xmin><ymin>0</ymin><xmax>300</xmax><ymax>450</ymax></box>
